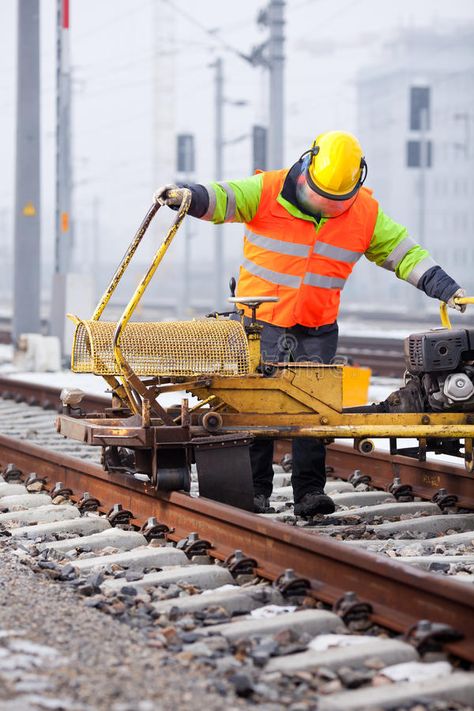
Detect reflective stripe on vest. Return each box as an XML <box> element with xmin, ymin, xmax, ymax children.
<box><xmin>313</xmin><ymin>242</ymin><xmax>363</xmax><ymax>263</ymax></box>
<box><xmin>245</xmin><ymin>229</ymin><xmax>311</xmax><ymax>258</ymax></box>
<box><xmin>303</xmin><ymin>273</ymin><xmax>346</xmax><ymax>289</ymax></box>
<box><xmin>242</xmin><ymin>257</ymin><xmax>302</xmax><ymax>288</ymax></box>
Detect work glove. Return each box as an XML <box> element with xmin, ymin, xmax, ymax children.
<box><xmin>447</xmin><ymin>287</ymin><xmax>467</xmax><ymax>313</ymax></box>
<box><xmin>152</xmin><ymin>184</ymin><xmax>184</xmax><ymax>207</ymax></box>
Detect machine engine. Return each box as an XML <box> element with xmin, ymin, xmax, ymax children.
<box><xmin>377</xmin><ymin>328</ymin><xmax>474</xmax><ymax>414</ymax></box>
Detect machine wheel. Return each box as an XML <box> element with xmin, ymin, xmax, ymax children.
<box><xmin>201</xmin><ymin>411</ymin><xmax>223</xmax><ymax>433</ymax></box>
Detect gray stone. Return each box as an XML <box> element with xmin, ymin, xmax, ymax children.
<box><xmin>266</xmin><ymin>639</ymin><xmax>417</xmax><ymax>673</ymax></box>
<box><xmin>367</xmin><ymin>512</ymin><xmax>474</xmax><ymax>538</ymax></box>
<box><xmin>324</xmin><ymin>501</ymin><xmax>440</xmax><ymax>523</ymax></box>
<box><xmin>36</xmin><ymin>526</ymin><xmax>145</xmax><ymax>553</ymax></box>
<box><xmin>395</xmin><ymin>554</ymin><xmax>474</xmax><ymax>570</ymax></box>
<box><xmin>202</xmin><ymin>609</ymin><xmax>341</xmax><ymax>640</ymax></box>
<box><xmin>317</xmin><ymin>671</ymin><xmax>474</xmax><ymax>710</ymax></box>
<box><xmin>101</xmin><ymin>564</ymin><xmax>235</xmax><ymax>593</ymax></box>
<box><xmin>0</xmin><ymin>493</ymin><xmax>52</xmax><ymax>509</ymax></box>
<box><xmin>0</xmin><ymin>505</ymin><xmax>80</xmax><ymax>525</ymax></box>
<box><xmin>0</xmin><ymin>483</ymin><xmax>28</xmax><ymax>497</ymax></box>
<box><xmin>332</xmin><ymin>491</ymin><xmax>395</xmax><ymax>508</ymax></box>
<box><xmin>12</xmin><ymin>516</ymin><xmax>110</xmax><ymax>540</ymax></box>
<box><xmin>72</xmin><ymin>545</ymin><xmax>188</xmax><ymax>573</ymax></box>
<box><xmin>152</xmin><ymin>583</ymin><xmax>283</xmax><ymax>616</ymax></box>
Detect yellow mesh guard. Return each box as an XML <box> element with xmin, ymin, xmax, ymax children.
<box><xmin>71</xmin><ymin>319</ymin><xmax>250</xmax><ymax>377</ymax></box>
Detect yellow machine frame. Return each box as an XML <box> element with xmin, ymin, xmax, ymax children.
<box><xmin>58</xmin><ymin>192</ymin><xmax>474</xmax><ymax>478</ymax></box>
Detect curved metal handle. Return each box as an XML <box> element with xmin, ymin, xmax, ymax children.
<box><xmin>113</xmin><ymin>189</ymin><xmax>192</xmax><ymax>382</ymax></box>
<box><xmin>92</xmin><ymin>201</ymin><xmax>162</xmax><ymax>322</ymax></box>
<box><xmin>439</xmin><ymin>296</ymin><xmax>474</xmax><ymax>330</ymax></box>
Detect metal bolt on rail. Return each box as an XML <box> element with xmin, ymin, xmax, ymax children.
<box><xmin>405</xmin><ymin>619</ymin><xmax>464</xmax><ymax>654</ymax></box>
<box><xmin>176</xmin><ymin>532</ymin><xmax>212</xmax><ymax>558</ymax></box>
<box><xmin>77</xmin><ymin>492</ymin><xmax>101</xmax><ymax>513</ymax></box>
<box><xmin>106</xmin><ymin>503</ymin><xmax>135</xmax><ymax>527</ymax></box>
<box><xmin>388</xmin><ymin>476</ymin><xmax>415</xmax><ymax>501</ymax></box>
<box><xmin>3</xmin><ymin>464</ymin><xmax>23</xmax><ymax>482</ymax></box>
<box><xmin>140</xmin><ymin>516</ymin><xmax>171</xmax><ymax>541</ymax></box>
<box><xmin>224</xmin><ymin>549</ymin><xmax>258</xmax><ymax>577</ymax></box>
<box><xmin>274</xmin><ymin>569</ymin><xmax>310</xmax><ymax>597</ymax></box>
<box><xmin>25</xmin><ymin>472</ymin><xmax>47</xmax><ymax>491</ymax></box>
<box><xmin>50</xmin><ymin>482</ymin><xmax>73</xmax><ymax>500</ymax></box>
<box><xmin>349</xmin><ymin>469</ymin><xmax>371</xmax><ymax>487</ymax></box>
<box><xmin>334</xmin><ymin>591</ymin><xmax>373</xmax><ymax>624</ymax></box>
<box><xmin>432</xmin><ymin>488</ymin><xmax>458</xmax><ymax>511</ymax></box>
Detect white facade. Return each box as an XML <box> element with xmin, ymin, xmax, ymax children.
<box><xmin>345</xmin><ymin>26</ymin><xmax>474</xmax><ymax>311</ymax></box>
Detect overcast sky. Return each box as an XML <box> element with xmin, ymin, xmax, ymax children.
<box><xmin>1</xmin><ymin>0</ymin><xmax>473</xmax><ymax>282</ymax></box>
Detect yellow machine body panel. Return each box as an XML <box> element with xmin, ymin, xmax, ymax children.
<box><xmin>190</xmin><ymin>365</ymin><xmax>343</xmax><ymax>416</ymax></box>
<box><xmin>343</xmin><ymin>366</ymin><xmax>371</xmax><ymax>407</ymax></box>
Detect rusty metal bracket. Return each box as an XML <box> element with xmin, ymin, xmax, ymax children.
<box><xmin>176</xmin><ymin>531</ymin><xmax>212</xmax><ymax>558</ymax></box>
<box><xmin>50</xmin><ymin>482</ymin><xmax>73</xmax><ymax>500</ymax></box>
<box><xmin>388</xmin><ymin>477</ymin><xmax>414</xmax><ymax>502</ymax></box>
<box><xmin>432</xmin><ymin>488</ymin><xmax>458</xmax><ymax>511</ymax></box>
<box><xmin>140</xmin><ymin>516</ymin><xmax>171</xmax><ymax>541</ymax></box>
<box><xmin>77</xmin><ymin>492</ymin><xmax>101</xmax><ymax>513</ymax></box>
<box><xmin>334</xmin><ymin>591</ymin><xmax>373</xmax><ymax>624</ymax></box>
<box><xmin>274</xmin><ymin>568</ymin><xmax>310</xmax><ymax>597</ymax></box>
<box><xmin>3</xmin><ymin>464</ymin><xmax>23</xmax><ymax>482</ymax></box>
<box><xmin>349</xmin><ymin>469</ymin><xmax>371</xmax><ymax>487</ymax></box>
<box><xmin>224</xmin><ymin>549</ymin><xmax>257</xmax><ymax>577</ymax></box>
<box><xmin>107</xmin><ymin>503</ymin><xmax>135</xmax><ymax>527</ymax></box>
<box><xmin>404</xmin><ymin>619</ymin><xmax>463</xmax><ymax>654</ymax></box>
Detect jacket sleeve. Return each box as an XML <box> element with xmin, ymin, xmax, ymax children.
<box><xmin>365</xmin><ymin>207</ymin><xmax>460</xmax><ymax>301</ymax></box>
<box><xmin>179</xmin><ymin>174</ymin><xmax>264</xmax><ymax>224</ymax></box>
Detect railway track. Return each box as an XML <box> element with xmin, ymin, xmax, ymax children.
<box><xmin>0</xmin><ymin>381</ymin><xmax>474</xmax><ymax>707</ymax></box>
<box><xmin>336</xmin><ymin>335</ymin><xmax>404</xmax><ymax>377</ymax></box>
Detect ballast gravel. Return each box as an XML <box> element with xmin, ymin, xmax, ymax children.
<box><xmin>0</xmin><ymin>546</ymin><xmax>247</xmax><ymax>711</ymax></box>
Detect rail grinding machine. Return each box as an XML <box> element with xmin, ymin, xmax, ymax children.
<box><xmin>57</xmin><ymin>192</ymin><xmax>474</xmax><ymax>511</ymax></box>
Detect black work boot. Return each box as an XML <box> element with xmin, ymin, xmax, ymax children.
<box><xmin>254</xmin><ymin>493</ymin><xmax>271</xmax><ymax>513</ymax></box>
<box><xmin>294</xmin><ymin>490</ymin><xmax>335</xmax><ymax>517</ymax></box>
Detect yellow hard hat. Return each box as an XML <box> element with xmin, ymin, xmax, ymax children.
<box><xmin>307</xmin><ymin>131</ymin><xmax>366</xmax><ymax>199</ymax></box>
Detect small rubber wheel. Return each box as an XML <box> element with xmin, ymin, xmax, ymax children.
<box><xmin>201</xmin><ymin>411</ymin><xmax>223</xmax><ymax>433</ymax></box>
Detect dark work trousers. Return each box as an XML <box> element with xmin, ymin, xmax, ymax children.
<box><xmin>250</xmin><ymin>319</ymin><xmax>339</xmax><ymax>503</ymax></box>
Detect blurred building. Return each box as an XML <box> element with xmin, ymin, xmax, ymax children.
<box><xmin>346</xmin><ymin>25</ymin><xmax>474</xmax><ymax>311</ymax></box>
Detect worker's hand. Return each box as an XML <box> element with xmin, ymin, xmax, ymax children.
<box><xmin>153</xmin><ymin>184</ymin><xmax>184</xmax><ymax>207</ymax></box>
<box><xmin>447</xmin><ymin>287</ymin><xmax>467</xmax><ymax>313</ymax></box>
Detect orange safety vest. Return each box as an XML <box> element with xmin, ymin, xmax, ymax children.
<box><xmin>237</xmin><ymin>169</ymin><xmax>378</xmax><ymax>328</ymax></box>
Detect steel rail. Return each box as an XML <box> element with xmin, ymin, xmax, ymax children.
<box><xmin>0</xmin><ymin>376</ymin><xmax>108</xmax><ymax>412</ymax></box>
<box><xmin>326</xmin><ymin>442</ymin><xmax>474</xmax><ymax>510</ymax></box>
<box><xmin>0</xmin><ymin>433</ymin><xmax>473</xmax><ymax>662</ymax></box>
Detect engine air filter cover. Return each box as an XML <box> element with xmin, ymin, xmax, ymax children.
<box><xmin>404</xmin><ymin>328</ymin><xmax>474</xmax><ymax>374</ymax></box>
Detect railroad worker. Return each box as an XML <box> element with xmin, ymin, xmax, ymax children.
<box><xmin>153</xmin><ymin>130</ymin><xmax>466</xmax><ymax>517</ymax></box>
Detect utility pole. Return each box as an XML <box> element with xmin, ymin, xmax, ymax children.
<box><xmin>50</xmin><ymin>0</ymin><xmax>73</xmax><ymax>349</ymax></box>
<box><xmin>176</xmin><ymin>134</ymin><xmax>195</xmax><ymax>317</ymax></box>
<box><xmin>418</xmin><ymin>107</ymin><xmax>428</xmax><ymax>252</ymax></box>
<box><xmin>214</xmin><ymin>57</ymin><xmax>224</xmax><ymax>309</ymax></box>
<box><xmin>55</xmin><ymin>0</ymin><xmax>73</xmax><ymax>276</ymax></box>
<box><xmin>268</xmin><ymin>0</ymin><xmax>285</xmax><ymax>169</ymax></box>
<box><xmin>13</xmin><ymin>0</ymin><xmax>41</xmax><ymax>343</ymax></box>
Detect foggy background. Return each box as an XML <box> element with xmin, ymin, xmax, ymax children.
<box><xmin>1</xmin><ymin>0</ymin><xmax>473</xmax><ymax>327</ymax></box>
